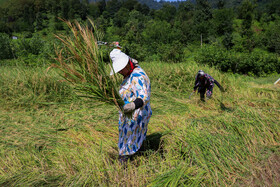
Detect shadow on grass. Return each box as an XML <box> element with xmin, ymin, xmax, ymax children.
<box><xmin>56</xmin><ymin>128</ymin><xmax>69</xmax><ymax>131</ymax></box>
<box><xmin>134</xmin><ymin>132</ymin><xmax>163</xmax><ymax>158</ymax></box>
<box><xmin>220</xmin><ymin>102</ymin><xmax>234</xmax><ymax>112</ymax></box>
<box><xmin>107</xmin><ymin>132</ymin><xmax>164</xmax><ymax>163</ymax></box>
<box><xmin>214</xmin><ymin>96</ymin><xmax>234</xmax><ymax>112</ymax></box>
<box><xmin>108</xmin><ymin>132</ymin><xmax>164</xmax><ymax>163</ymax></box>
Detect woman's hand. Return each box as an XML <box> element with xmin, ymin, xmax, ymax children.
<box><xmin>123</xmin><ymin>102</ymin><xmax>135</xmax><ymax>113</ymax></box>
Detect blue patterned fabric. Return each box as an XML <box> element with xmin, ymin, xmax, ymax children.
<box><xmin>118</xmin><ymin>66</ymin><xmax>152</xmax><ymax>156</ymax></box>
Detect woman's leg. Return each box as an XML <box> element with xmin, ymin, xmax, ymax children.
<box><xmin>199</xmin><ymin>87</ymin><xmax>206</xmax><ymax>101</ymax></box>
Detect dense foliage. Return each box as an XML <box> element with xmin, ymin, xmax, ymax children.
<box><xmin>0</xmin><ymin>0</ymin><xmax>279</xmax><ymax>76</ymax></box>
<box><xmin>195</xmin><ymin>45</ymin><xmax>280</xmax><ymax>76</ymax></box>
<box><xmin>0</xmin><ymin>33</ymin><xmax>14</xmax><ymax>59</ymax></box>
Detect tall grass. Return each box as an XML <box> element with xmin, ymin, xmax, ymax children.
<box><xmin>0</xmin><ymin>65</ymin><xmax>74</xmax><ymax>107</ymax></box>
<box><xmin>0</xmin><ymin>60</ymin><xmax>279</xmax><ymax>186</ymax></box>
<box><xmin>50</xmin><ymin>18</ymin><xmax>124</xmax><ymax>112</ymax></box>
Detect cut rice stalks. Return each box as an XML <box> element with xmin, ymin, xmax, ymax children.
<box><xmin>49</xmin><ymin>18</ymin><xmax>124</xmax><ymax>113</ymax></box>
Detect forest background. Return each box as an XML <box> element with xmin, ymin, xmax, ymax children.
<box><xmin>0</xmin><ymin>0</ymin><xmax>280</xmax><ymax>76</ymax></box>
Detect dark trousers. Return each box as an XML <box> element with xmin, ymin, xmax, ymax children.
<box><xmin>198</xmin><ymin>86</ymin><xmax>213</xmax><ymax>101</ymax></box>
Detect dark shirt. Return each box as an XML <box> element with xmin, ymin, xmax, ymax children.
<box><xmin>194</xmin><ymin>74</ymin><xmax>222</xmax><ymax>91</ymax></box>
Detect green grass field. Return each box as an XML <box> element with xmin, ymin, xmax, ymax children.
<box><xmin>0</xmin><ymin>61</ymin><xmax>279</xmax><ymax>186</ymax></box>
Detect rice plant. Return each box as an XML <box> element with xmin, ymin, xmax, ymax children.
<box><xmin>1</xmin><ymin>60</ymin><xmax>279</xmax><ymax>186</ymax></box>
<box><xmin>49</xmin><ymin>18</ymin><xmax>124</xmax><ymax>112</ymax></box>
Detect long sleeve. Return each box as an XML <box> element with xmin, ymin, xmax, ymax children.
<box><xmin>214</xmin><ymin>79</ymin><xmax>225</xmax><ymax>91</ymax></box>
<box><xmin>214</xmin><ymin>80</ymin><xmax>221</xmax><ymax>88</ymax></box>
<box><xmin>194</xmin><ymin>79</ymin><xmax>199</xmax><ymax>90</ymax></box>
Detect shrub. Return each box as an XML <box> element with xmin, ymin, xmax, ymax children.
<box><xmin>121</xmin><ymin>42</ymin><xmax>147</xmax><ymax>62</ymax></box>
<box><xmin>0</xmin><ymin>33</ymin><xmax>14</xmax><ymax>60</ymax></box>
<box><xmin>13</xmin><ymin>35</ymin><xmax>44</xmax><ymax>57</ymax></box>
<box><xmin>265</xmin><ymin>21</ymin><xmax>280</xmax><ymax>54</ymax></box>
<box><xmin>158</xmin><ymin>41</ymin><xmax>184</xmax><ymax>63</ymax></box>
<box><xmin>195</xmin><ymin>45</ymin><xmax>280</xmax><ymax>76</ymax></box>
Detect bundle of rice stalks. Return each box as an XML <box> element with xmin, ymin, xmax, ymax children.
<box><xmin>49</xmin><ymin>18</ymin><xmax>124</xmax><ymax>112</ymax></box>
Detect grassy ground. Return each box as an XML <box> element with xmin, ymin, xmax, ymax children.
<box><xmin>0</xmin><ymin>61</ymin><xmax>279</xmax><ymax>186</ymax></box>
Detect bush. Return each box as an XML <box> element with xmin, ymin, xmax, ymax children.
<box><xmin>158</xmin><ymin>41</ymin><xmax>184</xmax><ymax>63</ymax></box>
<box><xmin>13</xmin><ymin>35</ymin><xmax>44</xmax><ymax>57</ymax></box>
<box><xmin>0</xmin><ymin>33</ymin><xmax>14</xmax><ymax>60</ymax></box>
<box><xmin>195</xmin><ymin>45</ymin><xmax>280</xmax><ymax>76</ymax></box>
<box><xmin>121</xmin><ymin>42</ymin><xmax>148</xmax><ymax>62</ymax></box>
<box><xmin>265</xmin><ymin>21</ymin><xmax>280</xmax><ymax>54</ymax></box>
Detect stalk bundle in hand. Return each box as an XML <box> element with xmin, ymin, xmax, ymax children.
<box><xmin>50</xmin><ymin>18</ymin><xmax>124</xmax><ymax>112</ymax></box>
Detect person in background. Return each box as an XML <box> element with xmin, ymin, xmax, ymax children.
<box><xmin>193</xmin><ymin>70</ymin><xmax>225</xmax><ymax>102</ymax></box>
<box><xmin>110</xmin><ymin>48</ymin><xmax>152</xmax><ymax>164</ymax></box>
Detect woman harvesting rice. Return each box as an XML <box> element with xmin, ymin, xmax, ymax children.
<box><xmin>110</xmin><ymin>49</ymin><xmax>152</xmax><ymax>164</ymax></box>
<box><xmin>193</xmin><ymin>70</ymin><xmax>224</xmax><ymax>102</ymax></box>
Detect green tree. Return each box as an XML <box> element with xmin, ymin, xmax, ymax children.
<box><xmin>33</xmin><ymin>12</ymin><xmax>44</xmax><ymax>31</ymax></box>
<box><xmin>67</xmin><ymin>0</ymin><xmax>83</xmax><ymax>19</ymax></box>
<box><xmin>80</xmin><ymin>0</ymin><xmax>89</xmax><ymax>20</ymax></box>
<box><xmin>0</xmin><ymin>33</ymin><xmax>14</xmax><ymax>59</ymax></box>
<box><xmin>212</xmin><ymin>7</ymin><xmax>234</xmax><ymax>49</ymax></box>
<box><xmin>106</xmin><ymin>0</ymin><xmax>121</xmax><ymax>18</ymax></box>
<box><xmin>47</xmin><ymin>0</ymin><xmax>60</xmax><ymax>15</ymax></box>
<box><xmin>265</xmin><ymin>20</ymin><xmax>280</xmax><ymax>54</ymax></box>
<box><xmin>174</xmin><ymin>1</ymin><xmax>195</xmax><ymax>43</ymax></box>
<box><xmin>124</xmin><ymin>10</ymin><xmax>145</xmax><ymax>43</ymax></box>
<box><xmin>142</xmin><ymin>19</ymin><xmax>181</xmax><ymax>56</ymax></box>
<box><xmin>123</xmin><ymin>0</ymin><xmax>138</xmax><ymax>11</ymax></box>
<box><xmin>192</xmin><ymin>0</ymin><xmax>213</xmax><ymax>43</ymax></box>
<box><xmin>266</xmin><ymin>0</ymin><xmax>280</xmax><ymax>19</ymax></box>
<box><xmin>238</xmin><ymin>0</ymin><xmax>255</xmax><ymax>37</ymax></box>
<box><xmin>154</xmin><ymin>4</ymin><xmax>177</xmax><ymax>23</ymax></box>
<box><xmin>217</xmin><ymin>0</ymin><xmax>225</xmax><ymax>9</ymax></box>
<box><xmin>97</xmin><ymin>0</ymin><xmax>107</xmax><ymax>15</ymax></box>
<box><xmin>135</xmin><ymin>3</ymin><xmax>150</xmax><ymax>15</ymax></box>
<box><xmin>60</xmin><ymin>0</ymin><xmax>69</xmax><ymax>19</ymax></box>
<box><xmin>0</xmin><ymin>7</ymin><xmax>9</xmax><ymax>33</ymax></box>
<box><xmin>88</xmin><ymin>3</ymin><xmax>100</xmax><ymax>19</ymax></box>
<box><xmin>238</xmin><ymin>0</ymin><xmax>256</xmax><ymax>51</ymax></box>
<box><xmin>113</xmin><ymin>7</ymin><xmax>129</xmax><ymax>27</ymax></box>
<box><xmin>213</xmin><ymin>8</ymin><xmax>234</xmax><ymax>36</ymax></box>
<box><xmin>34</xmin><ymin>0</ymin><xmax>46</xmax><ymax>13</ymax></box>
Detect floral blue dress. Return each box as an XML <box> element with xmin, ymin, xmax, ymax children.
<box><xmin>118</xmin><ymin>66</ymin><xmax>152</xmax><ymax>156</ymax></box>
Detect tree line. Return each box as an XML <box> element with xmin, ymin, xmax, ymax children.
<box><xmin>0</xmin><ymin>0</ymin><xmax>279</xmax><ymax>75</ymax></box>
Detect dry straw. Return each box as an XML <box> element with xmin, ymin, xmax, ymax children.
<box><xmin>49</xmin><ymin>18</ymin><xmax>124</xmax><ymax>112</ymax></box>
